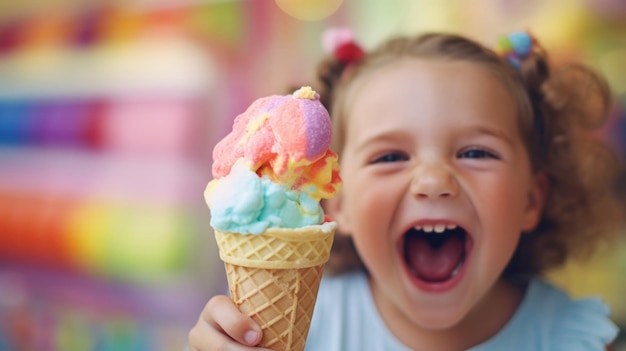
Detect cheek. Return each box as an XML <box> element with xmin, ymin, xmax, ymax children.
<box><xmin>485</xmin><ymin>190</ymin><xmax>526</xmax><ymax>223</ymax></box>
<box><xmin>341</xmin><ymin>165</ymin><xmax>404</xmax><ymax>223</ymax></box>
<box><xmin>473</xmin><ymin>176</ymin><xmax>530</xmax><ymax>264</ymax></box>
<box><xmin>474</xmin><ymin>172</ymin><xmax>531</xmax><ymax>230</ymax></box>
<box><xmin>340</xmin><ymin>171</ymin><xmax>400</xmax><ymax>267</ymax></box>
<box><xmin>342</xmin><ymin>178</ymin><xmax>388</xmax><ymax>233</ymax></box>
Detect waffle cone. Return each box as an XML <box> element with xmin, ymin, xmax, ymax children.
<box><xmin>214</xmin><ymin>222</ymin><xmax>335</xmax><ymax>351</ymax></box>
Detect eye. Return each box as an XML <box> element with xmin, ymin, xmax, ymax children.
<box><xmin>370</xmin><ymin>152</ymin><xmax>409</xmax><ymax>164</ymax></box>
<box><xmin>458</xmin><ymin>147</ymin><xmax>499</xmax><ymax>159</ymax></box>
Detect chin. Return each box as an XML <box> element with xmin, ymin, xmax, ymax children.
<box><xmin>403</xmin><ymin>292</ymin><xmax>471</xmax><ymax>330</ymax></box>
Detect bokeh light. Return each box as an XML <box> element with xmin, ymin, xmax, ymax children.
<box><xmin>274</xmin><ymin>0</ymin><xmax>344</xmax><ymax>21</ymax></box>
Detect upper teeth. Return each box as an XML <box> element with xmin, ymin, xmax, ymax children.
<box><xmin>414</xmin><ymin>224</ymin><xmax>457</xmax><ymax>233</ymax></box>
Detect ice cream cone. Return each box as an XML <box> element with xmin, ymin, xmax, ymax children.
<box><xmin>214</xmin><ymin>222</ymin><xmax>335</xmax><ymax>351</ymax></box>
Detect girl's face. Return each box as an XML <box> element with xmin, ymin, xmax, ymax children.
<box><xmin>331</xmin><ymin>59</ymin><xmax>546</xmax><ymax>340</ymax></box>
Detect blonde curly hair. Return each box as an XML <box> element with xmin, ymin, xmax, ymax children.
<box><xmin>314</xmin><ymin>32</ymin><xmax>623</xmax><ymax>281</ymax></box>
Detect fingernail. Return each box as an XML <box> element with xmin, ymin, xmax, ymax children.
<box><xmin>244</xmin><ymin>330</ymin><xmax>259</xmax><ymax>345</ymax></box>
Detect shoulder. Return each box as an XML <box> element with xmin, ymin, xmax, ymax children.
<box><xmin>306</xmin><ymin>271</ymin><xmax>411</xmax><ymax>351</ymax></box>
<box><xmin>318</xmin><ymin>269</ymin><xmax>368</xmax><ymax>295</ymax></box>
<box><xmin>526</xmin><ymin>279</ymin><xmax>619</xmax><ymax>350</ymax></box>
<box><xmin>474</xmin><ymin>279</ymin><xmax>618</xmax><ymax>351</ymax></box>
<box><xmin>309</xmin><ymin>270</ymin><xmax>370</xmax><ymax>330</ymax></box>
<box><xmin>305</xmin><ymin>271</ymin><xmax>366</xmax><ymax>351</ymax></box>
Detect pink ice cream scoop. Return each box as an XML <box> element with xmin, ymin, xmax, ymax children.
<box><xmin>211</xmin><ymin>86</ymin><xmax>341</xmax><ymax>200</ymax></box>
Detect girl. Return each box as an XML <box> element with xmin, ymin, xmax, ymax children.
<box><xmin>188</xmin><ymin>30</ymin><xmax>623</xmax><ymax>350</ymax></box>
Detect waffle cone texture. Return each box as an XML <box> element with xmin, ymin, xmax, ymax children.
<box><xmin>214</xmin><ymin>222</ymin><xmax>336</xmax><ymax>351</ymax></box>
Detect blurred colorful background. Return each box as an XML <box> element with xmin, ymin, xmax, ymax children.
<box><xmin>0</xmin><ymin>0</ymin><xmax>624</xmax><ymax>350</ymax></box>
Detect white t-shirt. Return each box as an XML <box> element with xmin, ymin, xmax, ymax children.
<box><xmin>305</xmin><ymin>271</ymin><xmax>618</xmax><ymax>351</ymax></box>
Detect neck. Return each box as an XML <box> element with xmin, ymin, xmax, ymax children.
<box><xmin>371</xmin><ymin>278</ymin><xmax>525</xmax><ymax>351</ymax></box>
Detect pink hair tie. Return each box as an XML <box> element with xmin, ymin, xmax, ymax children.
<box><xmin>322</xmin><ymin>27</ymin><xmax>364</xmax><ymax>64</ymax></box>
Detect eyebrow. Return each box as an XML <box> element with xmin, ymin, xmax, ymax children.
<box><xmin>350</xmin><ymin>129</ymin><xmax>411</xmax><ymax>155</ymax></box>
<box><xmin>352</xmin><ymin>124</ymin><xmax>516</xmax><ymax>153</ymax></box>
<box><xmin>464</xmin><ymin>125</ymin><xmax>515</xmax><ymax>147</ymax></box>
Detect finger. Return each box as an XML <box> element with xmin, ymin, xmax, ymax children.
<box><xmin>188</xmin><ymin>319</ymin><xmax>265</xmax><ymax>351</ymax></box>
<box><xmin>203</xmin><ymin>295</ymin><xmax>263</xmax><ymax>347</ymax></box>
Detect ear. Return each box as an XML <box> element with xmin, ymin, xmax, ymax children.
<box><xmin>322</xmin><ymin>194</ymin><xmax>353</xmax><ymax>236</ymax></box>
<box><xmin>522</xmin><ymin>172</ymin><xmax>548</xmax><ymax>232</ymax></box>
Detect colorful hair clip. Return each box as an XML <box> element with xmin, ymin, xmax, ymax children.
<box><xmin>497</xmin><ymin>30</ymin><xmax>538</xmax><ymax>70</ymax></box>
<box><xmin>322</xmin><ymin>27</ymin><xmax>364</xmax><ymax>64</ymax></box>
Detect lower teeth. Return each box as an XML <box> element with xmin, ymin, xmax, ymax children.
<box><xmin>449</xmin><ymin>257</ymin><xmax>464</xmax><ymax>277</ymax></box>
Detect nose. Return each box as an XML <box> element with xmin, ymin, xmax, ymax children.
<box><xmin>410</xmin><ymin>162</ymin><xmax>459</xmax><ymax>199</ymax></box>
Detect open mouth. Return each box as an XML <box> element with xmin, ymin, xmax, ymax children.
<box><xmin>403</xmin><ymin>224</ymin><xmax>468</xmax><ymax>284</ymax></box>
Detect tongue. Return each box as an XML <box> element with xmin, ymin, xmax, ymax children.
<box><xmin>406</xmin><ymin>234</ymin><xmax>464</xmax><ymax>282</ymax></box>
